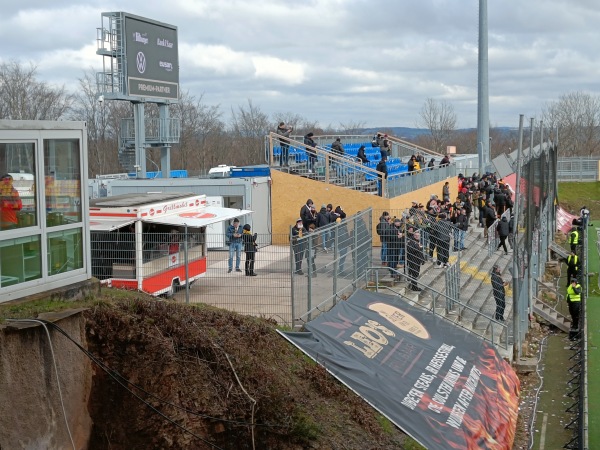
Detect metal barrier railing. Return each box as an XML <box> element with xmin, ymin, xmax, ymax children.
<box><xmin>368</xmin><ymin>266</ymin><xmax>509</xmax><ymax>349</ymax></box>
<box><xmin>265</xmin><ymin>132</ymin><xmax>456</xmax><ymax>198</ymax></box>
<box><xmin>293</xmin><ymin>209</ymin><xmax>373</xmax><ymax>327</ymax></box>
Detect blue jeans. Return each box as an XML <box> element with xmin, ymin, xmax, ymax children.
<box><xmin>322</xmin><ymin>231</ymin><xmax>331</xmax><ymax>250</ymax></box>
<box><xmin>381</xmin><ymin>242</ymin><xmax>388</xmax><ymax>263</ymax></box>
<box><xmin>228</xmin><ymin>242</ymin><xmax>242</xmax><ymax>270</ymax></box>
<box><xmin>280</xmin><ymin>144</ymin><xmax>289</xmax><ymax>166</ymax></box>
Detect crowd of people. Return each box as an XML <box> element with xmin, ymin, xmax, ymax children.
<box><xmin>292</xmin><ymin>199</ymin><xmax>360</xmax><ymax>276</ymax></box>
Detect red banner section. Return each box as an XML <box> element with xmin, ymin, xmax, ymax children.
<box><xmin>556</xmin><ymin>206</ymin><xmax>580</xmax><ymax>234</ymax></box>
<box><xmin>281</xmin><ymin>290</ymin><xmax>519</xmax><ymax>450</ymax></box>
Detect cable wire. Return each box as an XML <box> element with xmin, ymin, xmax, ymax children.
<box><xmin>8</xmin><ymin>318</ymin><xmax>225</xmax><ymax>450</ymax></box>
<box><xmin>528</xmin><ymin>334</ymin><xmax>549</xmax><ymax>450</ymax></box>
<box><xmin>6</xmin><ymin>319</ymin><xmax>76</xmax><ymax>450</ymax></box>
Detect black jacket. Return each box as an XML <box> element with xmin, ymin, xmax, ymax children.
<box><xmin>316</xmin><ymin>207</ymin><xmax>330</xmax><ymax>227</ymax></box>
<box><xmin>498</xmin><ymin>217</ymin><xmax>510</xmax><ymax>237</ymax></box>
<box><xmin>407</xmin><ymin>236</ymin><xmax>425</xmax><ymax>266</ymax></box>
<box><xmin>376</xmin><ymin>160</ymin><xmax>388</xmax><ymax>179</ymax></box>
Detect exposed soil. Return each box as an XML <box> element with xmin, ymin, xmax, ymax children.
<box><xmin>84</xmin><ymin>295</ymin><xmax>411</xmax><ymax>450</ymax></box>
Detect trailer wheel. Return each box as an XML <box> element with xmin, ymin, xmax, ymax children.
<box><xmin>169</xmin><ymin>279</ymin><xmax>180</xmax><ymax>298</ymax></box>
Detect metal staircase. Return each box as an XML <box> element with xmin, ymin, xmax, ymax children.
<box><xmin>532</xmin><ymin>296</ymin><xmax>571</xmax><ymax>332</ymax></box>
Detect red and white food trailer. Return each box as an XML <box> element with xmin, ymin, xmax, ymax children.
<box><xmin>89</xmin><ymin>192</ymin><xmax>251</xmax><ymax>296</ymax></box>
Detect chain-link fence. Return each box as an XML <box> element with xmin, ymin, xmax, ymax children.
<box><xmin>91</xmin><ymin>210</ymin><xmax>374</xmax><ymax>329</ymax></box>
<box><xmin>369</xmin><ymin>205</ymin><xmax>511</xmax><ymax>348</ymax></box>
<box><xmin>292</xmin><ymin>209</ymin><xmax>373</xmax><ymax>326</ymax></box>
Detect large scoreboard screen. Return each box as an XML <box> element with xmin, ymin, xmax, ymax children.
<box><xmin>124</xmin><ymin>14</ymin><xmax>179</xmax><ymax>101</ymax></box>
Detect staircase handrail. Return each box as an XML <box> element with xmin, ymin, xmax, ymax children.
<box><xmin>267</xmin><ymin>132</ymin><xmax>387</xmax><ymax>192</ymax></box>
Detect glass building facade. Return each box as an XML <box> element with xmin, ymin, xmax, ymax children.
<box><xmin>0</xmin><ymin>121</ymin><xmax>90</xmax><ymax>302</ymax></box>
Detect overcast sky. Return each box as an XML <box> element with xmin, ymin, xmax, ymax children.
<box><xmin>1</xmin><ymin>0</ymin><xmax>599</xmax><ymax>129</ymax></box>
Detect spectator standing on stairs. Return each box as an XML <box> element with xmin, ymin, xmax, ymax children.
<box><xmin>442</xmin><ymin>181</ymin><xmax>450</xmax><ymax>202</ymax></box>
<box><xmin>376</xmin><ymin>156</ymin><xmax>388</xmax><ymax>197</ymax></box>
<box><xmin>491</xmin><ymin>265</ymin><xmax>508</xmax><ymax>322</ymax></box>
<box><xmin>331</xmin><ymin>137</ymin><xmax>345</xmax><ymax>177</ymax></box>
<box><xmin>277</xmin><ymin>122</ymin><xmax>293</xmax><ymax>167</ymax></box>
<box><xmin>406</xmin><ymin>230</ymin><xmax>424</xmax><ymax>291</ymax></box>
<box><xmin>304</xmin><ymin>132</ymin><xmax>317</xmax><ymax>173</ymax></box>
<box><xmin>483</xmin><ymin>201</ymin><xmax>497</xmax><ymax>238</ymax></box>
<box><xmin>379</xmin><ymin>134</ymin><xmax>391</xmax><ymax>159</ymax></box>
<box><xmin>497</xmin><ymin>215</ymin><xmax>510</xmax><ymax>255</ymax></box>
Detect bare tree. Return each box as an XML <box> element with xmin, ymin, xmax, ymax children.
<box><xmin>0</xmin><ymin>61</ymin><xmax>73</xmax><ymax>120</ymax></box>
<box><xmin>229</xmin><ymin>99</ymin><xmax>270</xmax><ymax>165</ymax></box>
<box><xmin>169</xmin><ymin>90</ymin><xmax>224</xmax><ymax>174</ymax></box>
<box><xmin>70</xmin><ymin>69</ymin><xmax>123</xmax><ymax>176</ymax></box>
<box><xmin>338</xmin><ymin>120</ymin><xmax>367</xmax><ymax>135</ymax></box>
<box><xmin>417</xmin><ymin>98</ymin><xmax>457</xmax><ymax>154</ymax></box>
<box><xmin>541</xmin><ymin>91</ymin><xmax>600</xmax><ymax>157</ymax></box>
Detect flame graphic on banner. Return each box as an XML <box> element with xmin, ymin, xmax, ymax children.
<box><xmin>420</xmin><ymin>347</ymin><xmax>519</xmax><ymax>449</ymax></box>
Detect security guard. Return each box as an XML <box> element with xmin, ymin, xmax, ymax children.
<box><xmin>566</xmin><ymin>251</ymin><xmax>579</xmax><ymax>287</ymax></box>
<box><xmin>566</xmin><ymin>278</ymin><xmax>582</xmax><ymax>339</ymax></box>
<box><xmin>569</xmin><ymin>227</ymin><xmax>580</xmax><ymax>253</ymax></box>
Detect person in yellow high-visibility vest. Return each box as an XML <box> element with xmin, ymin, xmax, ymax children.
<box><xmin>566</xmin><ymin>251</ymin><xmax>579</xmax><ymax>287</ymax></box>
<box><xmin>569</xmin><ymin>227</ymin><xmax>580</xmax><ymax>253</ymax></box>
<box><xmin>566</xmin><ymin>278</ymin><xmax>582</xmax><ymax>338</ymax></box>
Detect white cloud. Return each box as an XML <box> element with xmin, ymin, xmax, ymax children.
<box><xmin>2</xmin><ymin>0</ymin><xmax>600</xmax><ymax>128</ymax></box>
<box><xmin>251</xmin><ymin>56</ymin><xmax>306</xmax><ymax>85</ymax></box>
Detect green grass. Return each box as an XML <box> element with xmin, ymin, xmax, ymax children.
<box><xmin>558</xmin><ymin>182</ymin><xmax>600</xmax><ymax>447</ymax></box>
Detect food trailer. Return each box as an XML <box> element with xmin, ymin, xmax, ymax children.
<box><xmin>89</xmin><ymin>192</ymin><xmax>250</xmax><ymax>296</ymax></box>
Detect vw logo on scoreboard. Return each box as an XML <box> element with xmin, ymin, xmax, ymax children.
<box><xmin>123</xmin><ymin>13</ymin><xmax>179</xmax><ymax>101</ymax></box>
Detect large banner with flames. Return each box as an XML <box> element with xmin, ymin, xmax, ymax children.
<box><xmin>280</xmin><ymin>290</ymin><xmax>519</xmax><ymax>450</ymax></box>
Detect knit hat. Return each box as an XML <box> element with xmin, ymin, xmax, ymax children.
<box><xmin>296</xmin><ymin>218</ymin><xmax>302</xmax><ymax>223</ymax></box>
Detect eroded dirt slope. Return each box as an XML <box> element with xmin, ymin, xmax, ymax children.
<box><xmin>84</xmin><ymin>298</ymin><xmax>409</xmax><ymax>450</ymax></box>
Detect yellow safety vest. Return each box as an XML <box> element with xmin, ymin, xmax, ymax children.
<box><xmin>570</xmin><ymin>230</ymin><xmax>579</xmax><ymax>244</ymax></box>
<box><xmin>567</xmin><ymin>284</ymin><xmax>581</xmax><ymax>302</ymax></box>
<box><xmin>568</xmin><ymin>255</ymin><xmax>578</xmax><ymax>267</ymax></box>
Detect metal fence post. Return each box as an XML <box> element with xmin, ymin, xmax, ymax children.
<box><xmin>184</xmin><ymin>224</ymin><xmax>189</xmax><ymax>304</ymax></box>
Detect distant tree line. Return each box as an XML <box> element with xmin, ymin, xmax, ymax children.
<box><xmin>1</xmin><ymin>61</ymin><xmax>598</xmax><ymax>177</ymax></box>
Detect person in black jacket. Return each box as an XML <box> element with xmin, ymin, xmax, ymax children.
<box><xmin>356</xmin><ymin>145</ymin><xmax>369</xmax><ymax>164</ymax></box>
<box><xmin>483</xmin><ymin>201</ymin><xmax>497</xmax><ymax>238</ymax></box>
<box><xmin>291</xmin><ymin>219</ymin><xmax>307</xmax><ymax>275</ymax></box>
<box><xmin>316</xmin><ymin>204</ymin><xmax>331</xmax><ymax>252</ymax></box>
<box><xmin>566</xmin><ymin>250</ymin><xmax>579</xmax><ymax>287</ymax></box>
<box><xmin>497</xmin><ymin>215</ymin><xmax>510</xmax><ymax>255</ymax></box>
<box><xmin>376</xmin><ymin>156</ymin><xmax>388</xmax><ymax>197</ymax></box>
<box><xmin>300</xmin><ymin>199</ymin><xmax>317</xmax><ymax>230</ymax></box>
<box><xmin>434</xmin><ymin>214</ymin><xmax>451</xmax><ymax>268</ymax></box>
<box><xmin>406</xmin><ymin>230</ymin><xmax>425</xmax><ymax>291</ymax></box>
<box><xmin>456</xmin><ymin>208</ymin><xmax>469</xmax><ymax>251</ymax></box>
<box><xmin>242</xmin><ymin>224</ymin><xmax>258</xmax><ymax>276</ymax></box>
<box><xmin>304</xmin><ymin>132</ymin><xmax>317</xmax><ymax>173</ymax></box>
<box><xmin>491</xmin><ymin>265</ymin><xmax>508</xmax><ymax>321</ymax></box>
